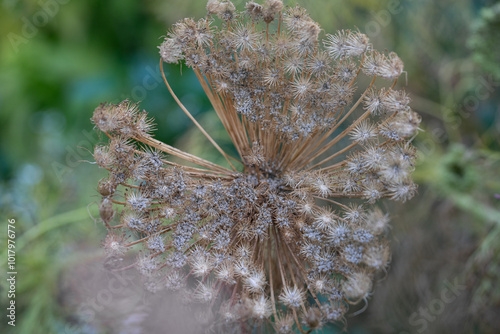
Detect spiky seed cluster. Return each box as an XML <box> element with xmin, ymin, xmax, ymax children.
<box><xmin>93</xmin><ymin>1</ymin><xmax>419</xmax><ymax>332</ymax></box>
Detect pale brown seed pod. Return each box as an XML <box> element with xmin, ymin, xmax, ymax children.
<box><xmin>99</xmin><ymin>198</ymin><xmax>114</xmax><ymax>224</ymax></box>
<box><xmin>97</xmin><ymin>177</ymin><xmax>116</xmax><ymax>197</ymax></box>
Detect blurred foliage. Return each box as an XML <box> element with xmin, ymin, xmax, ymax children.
<box><xmin>0</xmin><ymin>0</ymin><xmax>499</xmax><ymax>333</ymax></box>
<box><xmin>469</xmin><ymin>3</ymin><xmax>500</xmax><ymax>80</ymax></box>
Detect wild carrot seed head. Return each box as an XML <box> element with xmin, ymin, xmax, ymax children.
<box><xmin>91</xmin><ymin>1</ymin><xmax>420</xmax><ymax>332</ymax></box>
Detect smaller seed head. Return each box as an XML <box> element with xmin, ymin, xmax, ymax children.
<box><xmin>302</xmin><ymin>307</ymin><xmax>323</xmax><ymax>330</ymax></box>
<box><xmin>342</xmin><ymin>271</ymin><xmax>372</xmax><ymax>301</ymax></box>
<box><xmin>279</xmin><ymin>285</ymin><xmax>306</xmax><ymax>309</ymax></box>
<box><xmin>249</xmin><ymin>295</ymin><xmax>272</xmax><ymax>319</ymax></box>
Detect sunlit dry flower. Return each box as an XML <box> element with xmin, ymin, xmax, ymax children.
<box><xmin>91</xmin><ymin>1</ymin><xmax>419</xmax><ymax>332</ymax></box>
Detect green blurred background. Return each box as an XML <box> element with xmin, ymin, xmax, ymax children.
<box><xmin>0</xmin><ymin>0</ymin><xmax>499</xmax><ymax>333</ymax></box>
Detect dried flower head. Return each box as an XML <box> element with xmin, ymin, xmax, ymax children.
<box><xmin>91</xmin><ymin>1</ymin><xmax>419</xmax><ymax>332</ymax></box>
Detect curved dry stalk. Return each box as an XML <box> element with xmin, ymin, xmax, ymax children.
<box><xmin>160</xmin><ymin>60</ymin><xmax>238</xmax><ymax>171</ymax></box>
<box><xmin>267</xmin><ymin>228</ymin><xmax>279</xmax><ymax>320</ymax></box>
<box><xmin>134</xmin><ymin>134</ymin><xmax>234</xmax><ymax>174</ymax></box>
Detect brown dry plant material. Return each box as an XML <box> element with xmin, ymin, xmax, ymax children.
<box><xmin>91</xmin><ymin>1</ymin><xmax>420</xmax><ymax>332</ymax></box>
